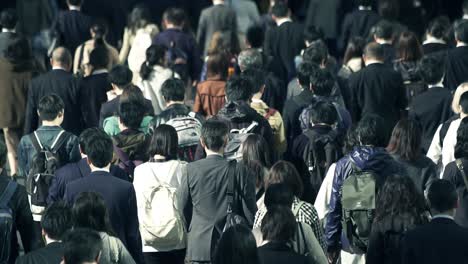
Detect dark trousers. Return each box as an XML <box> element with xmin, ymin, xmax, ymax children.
<box><xmin>143</xmin><ymin>249</ymin><xmax>186</xmax><ymax>264</ymax></box>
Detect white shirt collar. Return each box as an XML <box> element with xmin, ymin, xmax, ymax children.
<box><xmin>92</xmin><ymin>69</ymin><xmax>108</xmax><ymax>75</ymax></box>
<box><xmin>213</xmin><ymin>0</ymin><xmax>225</xmax><ymax>5</ymax></box>
<box><xmin>377</xmin><ymin>39</ymin><xmax>393</xmax><ymax>45</ymax></box>
<box><xmin>1</xmin><ymin>28</ymin><xmax>15</xmax><ymax>33</ymax></box>
<box><xmin>423</xmin><ymin>36</ymin><xmax>446</xmax><ymax>45</ymax></box>
<box><xmin>92</xmin><ymin>168</ymin><xmax>110</xmax><ymax>173</ymax></box>
<box><xmin>432</xmin><ymin>214</ymin><xmax>454</xmax><ymax>221</ymax></box>
<box><xmin>69</xmin><ymin>5</ymin><xmax>80</xmax><ymax>11</ymax></box>
<box><xmin>428</xmin><ymin>80</ymin><xmax>444</xmax><ymax>89</ymax></box>
<box><xmin>52</xmin><ymin>66</ymin><xmax>68</xmax><ymax>71</ymax></box>
<box><xmin>276</xmin><ymin>17</ymin><xmax>292</xmax><ymax>27</ymax></box>
<box><xmin>358</xmin><ymin>6</ymin><xmax>372</xmax><ymax>11</ymax></box>
<box><xmin>463</xmin><ymin>14</ymin><xmax>468</xmax><ymax>20</ymax></box>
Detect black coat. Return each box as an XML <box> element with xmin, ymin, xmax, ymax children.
<box><xmin>79</xmin><ymin>72</ymin><xmax>112</xmax><ymax>129</ymax></box>
<box><xmin>444</xmin><ymin>46</ymin><xmax>468</xmax><ymax>91</ymax></box>
<box><xmin>15</xmin><ymin>242</ymin><xmax>63</xmax><ymax>264</ymax></box>
<box><xmin>99</xmin><ymin>95</ymin><xmax>155</xmax><ymax>127</ymax></box>
<box><xmin>381</xmin><ymin>43</ymin><xmax>396</xmax><ymax>66</ymax></box>
<box><xmin>422</xmin><ymin>43</ymin><xmax>449</xmax><ymax>55</ymax></box>
<box><xmin>283</xmin><ymin>89</ymin><xmax>316</xmax><ymax>146</ymax></box>
<box><xmin>258</xmin><ymin>242</ymin><xmax>310</xmax><ymax>264</ymax></box>
<box><xmin>392</xmin><ymin>154</ymin><xmax>438</xmax><ymax>193</ymax></box>
<box><xmin>64</xmin><ymin>171</ymin><xmax>143</xmax><ymax>263</ymax></box>
<box><xmin>338</xmin><ymin>9</ymin><xmax>380</xmax><ymax>52</ymax></box>
<box><xmin>24</xmin><ymin>69</ymin><xmax>83</xmax><ymax>136</ymax></box>
<box><xmin>55</xmin><ymin>10</ymin><xmax>94</xmax><ymax>54</ymax></box>
<box><xmin>402</xmin><ymin>218</ymin><xmax>468</xmax><ymax>264</ymax></box>
<box><xmin>443</xmin><ymin>158</ymin><xmax>468</xmax><ymax>228</ymax></box>
<box><xmin>349</xmin><ymin>63</ymin><xmax>407</xmax><ymax>140</ymax></box>
<box><xmin>0</xmin><ymin>32</ymin><xmax>16</xmax><ymax>58</ymax></box>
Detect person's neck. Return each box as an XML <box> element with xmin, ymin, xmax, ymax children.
<box><xmin>153</xmin><ymin>154</ymin><xmax>166</xmax><ymax>160</ymax></box>
<box><xmin>42</xmin><ymin>120</ymin><xmax>62</xmax><ymax>127</ymax></box>
<box><xmin>166</xmin><ymin>101</ymin><xmax>184</xmax><ymax>107</ymax></box>
<box><xmin>165</xmin><ymin>24</ymin><xmax>183</xmax><ymax>30</ymax></box>
<box><xmin>424</xmin><ymin>35</ymin><xmax>446</xmax><ymax>45</ymax></box>
<box><xmin>205</xmin><ymin>148</ymin><xmax>223</xmax><ymax>157</ymax></box>
<box><xmin>428</xmin><ymin>80</ymin><xmax>444</xmax><ymax>89</ymax></box>
<box><xmin>251</xmin><ymin>93</ymin><xmax>263</xmax><ymax>101</ymax></box>
<box><xmin>68</xmin><ymin>5</ymin><xmax>81</xmax><ymax>11</ymax></box>
<box><xmin>52</xmin><ymin>65</ymin><xmax>69</xmax><ymax>71</ymax></box>
<box><xmin>114</xmin><ymin>88</ymin><xmax>124</xmax><ymax>96</ymax></box>
<box><xmin>213</xmin><ymin>0</ymin><xmax>225</xmax><ymax>5</ymax></box>
<box><xmin>45</xmin><ymin>236</ymin><xmax>60</xmax><ymax>245</ymax></box>
<box><xmin>1</xmin><ymin>28</ymin><xmax>15</xmax><ymax>33</ymax></box>
<box><xmin>364</xmin><ymin>59</ymin><xmax>384</xmax><ymax>66</ymax></box>
<box><xmin>90</xmin><ymin>164</ymin><xmax>110</xmax><ymax>172</ymax></box>
<box><xmin>376</xmin><ymin>39</ymin><xmax>392</xmax><ymax>45</ymax></box>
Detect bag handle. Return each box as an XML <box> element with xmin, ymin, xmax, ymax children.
<box><xmin>226</xmin><ymin>160</ymin><xmax>237</xmax><ymax>214</ymax></box>
<box><xmin>456</xmin><ymin>159</ymin><xmax>468</xmax><ymax>190</ymax></box>
<box><xmin>0</xmin><ymin>181</ymin><xmax>18</xmax><ymax>208</ymax></box>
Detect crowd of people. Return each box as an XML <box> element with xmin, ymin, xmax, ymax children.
<box><xmin>2</xmin><ymin>0</ymin><xmax>468</xmax><ymax>263</ymax></box>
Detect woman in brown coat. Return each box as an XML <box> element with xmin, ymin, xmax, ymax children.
<box><xmin>0</xmin><ymin>36</ymin><xmax>35</xmax><ymax>175</ymax></box>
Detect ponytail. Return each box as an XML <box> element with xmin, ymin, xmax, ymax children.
<box><xmin>140</xmin><ymin>44</ymin><xmax>167</xmax><ymax>80</ymax></box>
<box><xmin>91</xmin><ymin>22</ymin><xmax>107</xmax><ymax>49</ymax></box>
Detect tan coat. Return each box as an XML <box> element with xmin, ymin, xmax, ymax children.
<box><xmin>73</xmin><ymin>39</ymin><xmax>119</xmax><ymax>74</ymax></box>
<box><xmin>251</xmin><ymin>99</ymin><xmax>287</xmax><ymax>155</ymax></box>
<box><xmin>0</xmin><ymin>58</ymin><xmax>32</xmax><ymax>128</ymax></box>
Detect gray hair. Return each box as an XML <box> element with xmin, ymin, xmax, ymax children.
<box><xmin>238</xmin><ymin>49</ymin><xmax>263</xmax><ymax>71</ymax></box>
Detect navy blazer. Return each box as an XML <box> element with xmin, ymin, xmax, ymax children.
<box><xmin>64</xmin><ymin>170</ymin><xmax>143</xmax><ymax>263</ymax></box>
<box><xmin>47</xmin><ymin>158</ymin><xmax>129</xmax><ymax>204</ymax></box>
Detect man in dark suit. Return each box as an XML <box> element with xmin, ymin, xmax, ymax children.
<box><xmin>445</xmin><ymin>20</ymin><xmax>468</xmax><ymax>91</ymax></box>
<box><xmin>64</xmin><ymin>129</ymin><xmax>143</xmax><ymax>263</ymax></box>
<box><xmin>16</xmin><ymin>203</ymin><xmax>72</xmax><ymax>264</ymax></box>
<box><xmin>0</xmin><ymin>8</ymin><xmax>17</xmax><ymax>58</ymax></box>
<box><xmin>24</xmin><ymin>47</ymin><xmax>83</xmax><ymax>136</ymax></box>
<box><xmin>54</xmin><ymin>0</ymin><xmax>93</xmax><ymax>55</ymax></box>
<box><xmin>372</xmin><ymin>20</ymin><xmax>396</xmax><ymax>65</ymax></box>
<box><xmin>197</xmin><ymin>0</ymin><xmax>237</xmax><ymax>56</ymax></box>
<box><xmin>178</xmin><ymin>120</ymin><xmax>257</xmax><ymax>263</ymax></box>
<box><xmin>349</xmin><ymin>42</ymin><xmax>406</xmax><ymax>142</ymax></box>
<box><xmin>47</xmin><ymin>128</ymin><xmax>128</xmax><ymax>204</ymax></box>
<box><xmin>264</xmin><ymin>1</ymin><xmax>305</xmax><ymax>82</ymax></box>
<box><xmin>402</xmin><ymin>179</ymin><xmax>468</xmax><ymax>264</ymax></box>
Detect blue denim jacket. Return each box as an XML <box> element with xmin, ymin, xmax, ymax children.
<box><xmin>17</xmin><ymin>126</ymin><xmax>81</xmax><ymax>177</ymax></box>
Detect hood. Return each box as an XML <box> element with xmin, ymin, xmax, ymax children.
<box><xmin>349</xmin><ymin>146</ymin><xmax>394</xmax><ymax>172</ymax></box>
<box><xmin>217</xmin><ymin>101</ymin><xmax>257</xmax><ymax>123</ymax></box>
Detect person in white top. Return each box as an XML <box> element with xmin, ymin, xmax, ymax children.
<box><xmin>133</xmin><ymin>124</ymin><xmax>187</xmax><ymax>264</ymax></box>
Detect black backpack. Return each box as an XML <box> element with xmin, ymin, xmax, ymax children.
<box><xmin>302</xmin><ymin>129</ymin><xmax>341</xmax><ymax>193</ymax></box>
<box><xmin>0</xmin><ymin>181</ymin><xmax>17</xmax><ymax>263</ymax></box>
<box><xmin>167</xmin><ymin>41</ymin><xmax>189</xmax><ymax>81</ymax></box>
<box><xmin>26</xmin><ymin>131</ymin><xmax>69</xmax><ymax>220</ymax></box>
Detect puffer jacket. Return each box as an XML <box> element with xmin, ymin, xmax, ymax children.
<box><xmin>325</xmin><ymin>146</ymin><xmax>404</xmax><ymax>252</ymax></box>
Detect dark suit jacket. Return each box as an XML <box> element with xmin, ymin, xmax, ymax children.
<box><xmin>55</xmin><ymin>10</ymin><xmax>94</xmax><ymax>54</ymax></box>
<box><xmin>196</xmin><ymin>4</ymin><xmax>237</xmax><ymax>55</ymax></box>
<box><xmin>24</xmin><ymin>69</ymin><xmax>83</xmax><ymax>136</ymax></box>
<box><xmin>338</xmin><ymin>9</ymin><xmax>380</xmax><ymax>52</ymax></box>
<box><xmin>349</xmin><ymin>63</ymin><xmax>407</xmax><ymax>138</ymax></box>
<box><xmin>99</xmin><ymin>95</ymin><xmax>155</xmax><ymax>128</ymax></box>
<box><xmin>64</xmin><ymin>171</ymin><xmax>143</xmax><ymax>263</ymax></box>
<box><xmin>422</xmin><ymin>43</ymin><xmax>449</xmax><ymax>55</ymax></box>
<box><xmin>47</xmin><ymin>158</ymin><xmax>129</xmax><ymax>204</ymax></box>
<box><xmin>178</xmin><ymin>156</ymin><xmax>257</xmax><ymax>262</ymax></box>
<box><xmin>15</xmin><ymin>242</ymin><xmax>63</xmax><ymax>264</ymax></box>
<box><xmin>402</xmin><ymin>218</ymin><xmax>468</xmax><ymax>264</ymax></box>
<box><xmin>381</xmin><ymin>43</ymin><xmax>396</xmax><ymax>65</ymax></box>
<box><xmin>79</xmin><ymin>72</ymin><xmax>112</xmax><ymax>128</ymax></box>
<box><xmin>444</xmin><ymin>46</ymin><xmax>468</xmax><ymax>91</ymax></box>
<box><xmin>0</xmin><ymin>32</ymin><xmax>16</xmax><ymax>58</ymax></box>
<box><xmin>264</xmin><ymin>21</ymin><xmax>305</xmax><ymax>82</ymax></box>
<box><xmin>258</xmin><ymin>242</ymin><xmax>309</xmax><ymax>264</ymax></box>
<box><xmin>283</xmin><ymin>89</ymin><xmax>316</xmax><ymax>146</ymax></box>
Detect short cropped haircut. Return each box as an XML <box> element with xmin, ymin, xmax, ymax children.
<box><xmin>62</xmin><ymin>228</ymin><xmax>102</xmax><ymax>264</ymax></box>
<box><xmin>265</xmin><ymin>161</ymin><xmax>303</xmax><ymax>197</ymax></box>
<box><xmin>41</xmin><ymin>202</ymin><xmax>72</xmax><ymax>240</ymax></box>
<box><xmin>79</xmin><ymin>128</ymin><xmax>101</xmax><ymax>155</ymax></box>
<box><xmin>148</xmin><ymin>124</ymin><xmax>178</xmax><ymax>160</ymax></box>
<box><xmin>0</xmin><ymin>8</ymin><xmax>17</xmax><ymax>30</ymax></box>
<box><xmin>427</xmin><ymin>179</ymin><xmax>458</xmax><ymax>213</ymax></box>
<box><xmin>418</xmin><ymin>55</ymin><xmax>445</xmax><ymax>85</ymax></box>
<box><xmin>261</xmin><ymin>205</ymin><xmax>296</xmax><ymax>243</ymax></box>
<box><xmin>38</xmin><ymin>94</ymin><xmax>64</xmax><ymax>121</ymax></box>
<box><xmin>373</xmin><ymin>20</ymin><xmax>394</xmax><ymax>40</ymax></box>
<box><xmin>86</xmin><ymin>129</ymin><xmax>113</xmax><ymax>168</ymax></box>
<box><xmin>310</xmin><ymin>101</ymin><xmax>338</xmax><ymax>125</ymax></box>
<box><xmin>303</xmin><ymin>40</ymin><xmax>328</xmax><ymax>65</ymax></box>
<box><xmin>241</xmin><ymin>68</ymin><xmax>266</xmax><ymax>94</ymax></box>
<box><xmin>109</xmin><ymin>65</ymin><xmax>133</xmax><ymax>88</ymax></box>
<box><xmin>355</xmin><ymin>114</ymin><xmax>388</xmax><ymax>147</ymax></box>
<box><xmin>201</xmin><ymin>119</ymin><xmax>228</xmax><ymax>152</ymax></box>
<box><xmin>246</xmin><ymin>25</ymin><xmax>265</xmax><ymax>48</ymax></box>
<box><xmin>455</xmin><ymin>20</ymin><xmax>468</xmax><ymax>43</ymax></box>
<box><xmin>119</xmin><ymin>100</ymin><xmax>145</xmax><ymax>129</ymax></box>
<box><xmin>297</xmin><ymin>61</ymin><xmax>318</xmax><ymax>88</ymax></box>
<box><xmin>364</xmin><ymin>42</ymin><xmax>385</xmax><ymax>61</ymax></box>
<box><xmin>161</xmin><ymin>78</ymin><xmax>185</xmax><ymax>102</ymax></box>
<box><xmin>225</xmin><ymin>75</ymin><xmax>253</xmax><ymax>102</ymax></box>
<box><xmin>163</xmin><ymin>7</ymin><xmax>186</xmax><ymax>26</ymax></box>
<box><xmin>271</xmin><ymin>1</ymin><xmax>288</xmax><ymax>18</ymax></box>
<box><xmin>310</xmin><ymin>68</ymin><xmax>334</xmax><ymax>96</ymax></box>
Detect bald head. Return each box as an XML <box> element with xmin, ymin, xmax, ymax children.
<box><xmin>51</xmin><ymin>47</ymin><xmax>72</xmax><ymax>71</ymax></box>
<box><xmin>363</xmin><ymin>42</ymin><xmax>385</xmax><ymax>64</ymax></box>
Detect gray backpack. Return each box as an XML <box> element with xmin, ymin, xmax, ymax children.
<box><xmin>224</xmin><ymin>121</ymin><xmax>258</xmax><ymax>161</ymax></box>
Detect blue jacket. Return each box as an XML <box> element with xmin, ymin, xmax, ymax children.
<box><xmin>325</xmin><ymin>146</ymin><xmax>403</xmax><ymax>251</ymax></box>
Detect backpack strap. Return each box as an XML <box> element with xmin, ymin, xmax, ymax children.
<box><xmin>0</xmin><ymin>181</ymin><xmax>18</xmax><ymax>208</ymax></box>
<box><xmin>50</xmin><ymin>130</ymin><xmax>68</xmax><ymax>153</ymax></box>
<box><xmin>264</xmin><ymin>108</ymin><xmax>277</xmax><ymax>120</ymax></box>
<box><xmin>30</xmin><ymin>132</ymin><xmax>44</xmax><ymax>153</ymax></box>
<box><xmin>456</xmin><ymin>159</ymin><xmax>468</xmax><ymax>190</ymax></box>
<box><xmin>226</xmin><ymin>160</ymin><xmax>237</xmax><ymax>214</ymax></box>
<box><xmin>439</xmin><ymin>119</ymin><xmax>453</xmax><ymax>148</ymax></box>
<box><xmin>113</xmin><ymin>145</ymin><xmax>130</xmax><ymax>163</ymax></box>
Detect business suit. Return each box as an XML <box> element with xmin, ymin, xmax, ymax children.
<box><xmin>444</xmin><ymin>46</ymin><xmax>468</xmax><ymax>91</ymax></box>
<box><xmin>338</xmin><ymin>9</ymin><xmax>380</xmax><ymax>52</ymax></box>
<box><xmin>99</xmin><ymin>95</ymin><xmax>155</xmax><ymax>128</ymax></box>
<box><xmin>64</xmin><ymin>170</ymin><xmax>143</xmax><ymax>263</ymax></box>
<box><xmin>349</xmin><ymin>63</ymin><xmax>407</xmax><ymax>140</ymax></box>
<box><xmin>178</xmin><ymin>155</ymin><xmax>257</xmax><ymax>262</ymax></box>
<box><xmin>47</xmin><ymin>158</ymin><xmax>129</xmax><ymax>204</ymax></box>
<box><xmin>197</xmin><ymin>3</ymin><xmax>237</xmax><ymax>55</ymax></box>
<box><xmin>402</xmin><ymin>217</ymin><xmax>468</xmax><ymax>264</ymax></box>
<box><xmin>15</xmin><ymin>242</ymin><xmax>63</xmax><ymax>264</ymax></box>
<box><xmin>79</xmin><ymin>72</ymin><xmax>112</xmax><ymax>128</ymax></box>
<box><xmin>24</xmin><ymin>69</ymin><xmax>83</xmax><ymax>136</ymax></box>
<box><xmin>55</xmin><ymin>10</ymin><xmax>94</xmax><ymax>54</ymax></box>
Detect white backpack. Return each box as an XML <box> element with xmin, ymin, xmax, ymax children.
<box><xmin>139</xmin><ymin>165</ymin><xmax>186</xmax><ymax>251</ymax></box>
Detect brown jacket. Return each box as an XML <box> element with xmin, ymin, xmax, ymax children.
<box><xmin>0</xmin><ymin>58</ymin><xmax>32</xmax><ymax>128</ymax></box>
<box><xmin>193</xmin><ymin>77</ymin><xmax>226</xmax><ymax>117</ymax></box>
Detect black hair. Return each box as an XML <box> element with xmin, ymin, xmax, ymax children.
<box><xmin>38</xmin><ymin>94</ymin><xmax>65</xmax><ymax>121</ymax></box>
<box><xmin>373</xmin><ymin>20</ymin><xmax>394</xmax><ymax>40</ymax></box>
<box><xmin>62</xmin><ymin>228</ymin><xmax>102</xmax><ymax>264</ymax></box>
<box><xmin>119</xmin><ymin>100</ymin><xmax>145</xmax><ymax>129</ymax></box>
<box><xmin>79</xmin><ymin>128</ymin><xmax>101</xmax><ymax>155</ymax></box>
<box><xmin>387</xmin><ymin>118</ymin><xmax>423</xmax><ymax>162</ymax></box>
<box><xmin>242</xmin><ymin>134</ymin><xmax>271</xmax><ymax>168</ymax></box>
<box><xmin>455</xmin><ymin>117</ymin><xmax>468</xmax><ymax>159</ymax></box>
<box><xmin>109</xmin><ymin>65</ymin><xmax>133</xmax><ymax>88</ymax></box>
<box><xmin>460</xmin><ymin>92</ymin><xmax>468</xmax><ymax>114</ymax></box>
<box><xmin>297</xmin><ymin>61</ymin><xmax>318</xmax><ymax>88</ymax></box>
<box><xmin>88</xmin><ymin>46</ymin><xmax>109</xmax><ymax>70</ymax></box>
<box><xmin>128</xmin><ymin>4</ymin><xmax>152</xmax><ymax>34</ymax></box>
<box><xmin>378</xmin><ymin>0</ymin><xmax>400</xmax><ymax>21</ymax></box>
<box><xmin>0</xmin><ymin>8</ymin><xmax>17</xmax><ymax>30</ymax></box>
<box><xmin>264</xmin><ymin>183</ymin><xmax>294</xmax><ymax>209</ymax></box>
<box><xmin>0</xmin><ymin>141</ymin><xmax>6</xmax><ymax>168</ymax></box>
<box><xmin>427</xmin><ymin>179</ymin><xmax>458</xmax><ymax>213</ymax></box>
<box><xmin>375</xmin><ymin>174</ymin><xmax>427</xmax><ymax>222</ymax></box>
<box><xmin>140</xmin><ymin>44</ymin><xmax>167</xmax><ymax>80</ymax></box>
<box><xmin>67</xmin><ymin>0</ymin><xmax>83</xmax><ymax>6</ymax></box>
<box><xmin>364</xmin><ymin>42</ymin><xmax>385</xmax><ymax>61</ymax></box>
<box><xmin>241</xmin><ymin>68</ymin><xmax>266</xmax><ymax>94</ymax></box>
<box><xmin>418</xmin><ymin>54</ymin><xmax>445</xmax><ymax>85</ymax></box>
<box><xmin>86</xmin><ymin>129</ymin><xmax>113</xmax><ymax>168</ymax></box>
<box><xmin>72</xmin><ymin>192</ymin><xmax>115</xmax><ymax>234</ymax></box>
<box><xmin>225</xmin><ymin>75</ymin><xmax>253</xmax><ymax>102</ymax></box>
<box><xmin>455</xmin><ymin>20</ymin><xmax>468</xmax><ymax>43</ymax></box>
<box><xmin>90</xmin><ymin>21</ymin><xmax>108</xmax><ymax>48</ymax></box>
<box><xmin>271</xmin><ymin>1</ymin><xmax>289</xmax><ymax>18</ymax></box>
<box><xmin>41</xmin><ymin>202</ymin><xmax>72</xmax><ymax>240</ymax></box>
<box><xmin>148</xmin><ymin>124</ymin><xmax>178</xmax><ymax>160</ymax></box>
<box><xmin>310</xmin><ymin>68</ymin><xmax>334</xmax><ymax>96</ymax></box>
<box><xmin>355</xmin><ymin>114</ymin><xmax>388</xmax><ymax>147</ymax></box>
<box><xmin>427</xmin><ymin>16</ymin><xmax>450</xmax><ymax>40</ymax></box>
<box><xmin>246</xmin><ymin>24</ymin><xmax>265</xmax><ymax>48</ymax></box>
<box><xmin>344</xmin><ymin>126</ymin><xmax>359</xmax><ymax>153</ymax></box>
<box><xmin>357</xmin><ymin>0</ymin><xmax>373</xmax><ymax>7</ymax></box>
<box><xmin>161</xmin><ymin>78</ymin><xmax>185</xmax><ymax>102</ymax></box>
<box><xmin>163</xmin><ymin>7</ymin><xmax>186</xmax><ymax>27</ymax></box>
<box><xmin>303</xmin><ymin>40</ymin><xmax>328</xmax><ymax>65</ymax></box>
<box><xmin>265</xmin><ymin>161</ymin><xmax>304</xmax><ymax>198</ymax></box>
<box><xmin>5</xmin><ymin>36</ymin><xmax>35</xmax><ymax>72</ymax></box>
<box><xmin>343</xmin><ymin>37</ymin><xmax>366</xmax><ymax>65</ymax></box>
<box><xmin>304</xmin><ymin>25</ymin><xmax>324</xmax><ymax>43</ymax></box>
<box><xmin>201</xmin><ymin>119</ymin><xmax>228</xmax><ymax>152</ymax></box>
<box><xmin>261</xmin><ymin>205</ymin><xmax>296</xmax><ymax>243</ymax></box>
<box><xmin>213</xmin><ymin>225</ymin><xmax>260</xmax><ymax>264</ymax></box>
<box><xmin>397</xmin><ymin>31</ymin><xmax>423</xmax><ymax>61</ymax></box>
<box><xmin>207</xmin><ymin>52</ymin><xmax>229</xmax><ymax>80</ymax></box>
<box><xmin>310</xmin><ymin>101</ymin><xmax>338</xmax><ymax>125</ymax></box>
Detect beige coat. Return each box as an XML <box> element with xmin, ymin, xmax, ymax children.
<box><xmin>73</xmin><ymin>39</ymin><xmax>119</xmax><ymax>74</ymax></box>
